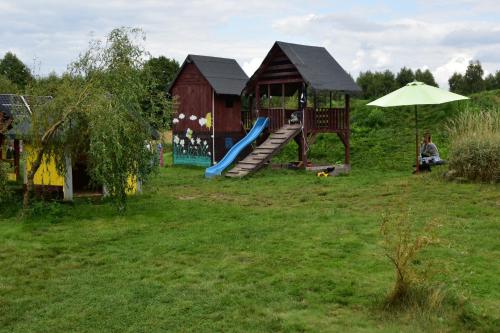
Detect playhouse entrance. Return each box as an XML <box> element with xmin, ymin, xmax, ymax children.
<box><xmin>72</xmin><ymin>156</ymin><xmax>102</xmax><ymax>196</ymax></box>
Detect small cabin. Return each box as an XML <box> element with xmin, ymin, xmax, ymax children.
<box><xmin>0</xmin><ymin>94</ymin><xmax>141</xmax><ymax>201</ymax></box>
<box><xmin>168</xmin><ymin>55</ymin><xmax>248</xmax><ymax>167</ymax></box>
<box><xmin>244</xmin><ymin>41</ymin><xmax>361</xmax><ymax>167</ymax></box>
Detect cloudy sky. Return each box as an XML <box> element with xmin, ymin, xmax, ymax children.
<box><xmin>1</xmin><ymin>0</ymin><xmax>499</xmax><ymax>88</ymax></box>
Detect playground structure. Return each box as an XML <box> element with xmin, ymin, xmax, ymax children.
<box><xmin>229</xmin><ymin>41</ymin><xmax>361</xmax><ymax>177</ymax></box>
<box><xmin>170</xmin><ymin>41</ymin><xmax>361</xmax><ymax>177</ymax></box>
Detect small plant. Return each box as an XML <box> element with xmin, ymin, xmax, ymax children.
<box><xmin>380</xmin><ymin>209</ymin><xmax>441</xmax><ymax>310</ymax></box>
<box><xmin>447</xmin><ymin>108</ymin><xmax>500</xmax><ymax>183</ymax></box>
<box><xmin>0</xmin><ymin>161</ymin><xmax>11</xmax><ymax>203</ymax></box>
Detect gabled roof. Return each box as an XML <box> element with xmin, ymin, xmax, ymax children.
<box><xmin>0</xmin><ymin>94</ymin><xmax>52</xmax><ymax>138</ymax></box>
<box><xmin>169</xmin><ymin>54</ymin><xmax>248</xmax><ymax>96</ymax></box>
<box><xmin>249</xmin><ymin>41</ymin><xmax>361</xmax><ymax>93</ymax></box>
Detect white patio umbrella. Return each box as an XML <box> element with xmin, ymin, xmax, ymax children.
<box><xmin>367</xmin><ymin>81</ymin><xmax>468</xmax><ymax>173</ymax></box>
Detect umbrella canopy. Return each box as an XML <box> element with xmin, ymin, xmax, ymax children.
<box><xmin>367</xmin><ymin>81</ymin><xmax>468</xmax><ymax>107</ymax></box>
<box><xmin>367</xmin><ymin>81</ymin><xmax>469</xmax><ymax>173</ymax></box>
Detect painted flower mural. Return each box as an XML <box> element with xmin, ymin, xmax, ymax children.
<box><xmin>172</xmin><ymin>111</ymin><xmax>212</xmax><ymax>167</ymax></box>
<box><xmin>173</xmin><ymin>133</ymin><xmax>211</xmax><ymax>167</ymax></box>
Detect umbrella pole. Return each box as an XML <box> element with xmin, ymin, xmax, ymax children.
<box><xmin>415</xmin><ymin>105</ymin><xmax>419</xmax><ymax>173</ymax></box>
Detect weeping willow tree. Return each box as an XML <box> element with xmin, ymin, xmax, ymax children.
<box><xmin>23</xmin><ymin>27</ymin><xmax>170</xmax><ymax>209</ymax></box>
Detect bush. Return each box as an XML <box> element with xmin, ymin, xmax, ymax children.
<box><xmin>447</xmin><ymin>108</ymin><xmax>500</xmax><ymax>183</ymax></box>
<box><xmin>0</xmin><ymin>161</ymin><xmax>11</xmax><ymax>203</ymax></box>
<box><xmin>380</xmin><ymin>210</ymin><xmax>441</xmax><ymax>310</ymax></box>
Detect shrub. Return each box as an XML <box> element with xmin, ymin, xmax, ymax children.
<box><xmin>365</xmin><ymin>108</ymin><xmax>385</xmax><ymax>128</ymax></box>
<box><xmin>380</xmin><ymin>210</ymin><xmax>441</xmax><ymax>310</ymax></box>
<box><xmin>447</xmin><ymin>108</ymin><xmax>500</xmax><ymax>183</ymax></box>
<box><xmin>0</xmin><ymin>161</ymin><xmax>11</xmax><ymax>203</ymax></box>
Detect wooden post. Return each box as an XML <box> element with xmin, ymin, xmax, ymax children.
<box><xmin>344</xmin><ymin>94</ymin><xmax>350</xmax><ymax>165</ymax></box>
<box><xmin>313</xmin><ymin>89</ymin><xmax>317</xmax><ymax>111</ymax></box>
<box><xmin>63</xmin><ymin>153</ymin><xmax>73</xmax><ymax>201</ymax></box>
<box><xmin>300</xmin><ymin>134</ymin><xmax>307</xmax><ymax>168</ymax></box>
<box><xmin>14</xmin><ymin>139</ymin><xmax>20</xmax><ymax>180</ymax></box>
<box><xmin>255</xmin><ymin>84</ymin><xmax>260</xmax><ymax>118</ymax></box>
<box><xmin>415</xmin><ymin>105</ymin><xmax>419</xmax><ymax>173</ymax></box>
<box><xmin>281</xmin><ymin>83</ymin><xmax>285</xmax><ymax>126</ymax></box>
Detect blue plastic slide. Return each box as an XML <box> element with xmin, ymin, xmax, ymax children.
<box><xmin>205</xmin><ymin>117</ymin><xmax>269</xmax><ymax>178</ymax></box>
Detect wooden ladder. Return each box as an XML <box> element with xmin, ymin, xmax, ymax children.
<box><xmin>225</xmin><ymin>124</ymin><xmax>302</xmax><ymax>178</ymax></box>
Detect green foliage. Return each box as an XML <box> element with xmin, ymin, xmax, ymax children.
<box><xmin>358</xmin><ymin>68</ymin><xmax>439</xmax><ymax>99</ymax></box>
<box><xmin>25</xmin><ymin>27</ymin><xmax>169</xmax><ymax>209</ymax></box>
<box><xmin>449</xmin><ymin>61</ymin><xmax>493</xmax><ymax>95</ymax></box>
<box><xmin>0</xmin><ymin>161</ymin><xmax>11</xmax><ymax>203</ymax></box>
<box><xmin>0</xmin><ymin>74</ymin><xmax>19</xmax><ymax>93</ymax></box>
<box><xmin>447</xmin><ymin>107</ymin><xmax>500</xmax><ymax>183</ymax></box>
<box><xmin>143</xmin><ymin>55</ymin><xmax>180</xmax><ymax>93</ymax></box>
<box><xmin>356</xmin><ymin>70</ymin><xmax>398</xmax><ymax>99</ymax></box>
<box><xmin>463</xmin><ymin>61</ymin><xmax>485</xmax><ymax>94</ymax></box>
<box><xmin>415</xmin><ymin>69</ymin><xmax>438</xmax><ymax>87</ymax></box>
<box><xmin>396</xmin><ymin>67</ymin><xmax>415</xmax><ymax>87</ymax></box>
<box><xmin>484</xmin><ymin>71</ymin><xmax>500</xmax><ymax>91</ymax></box>
<box><xmin>0</xmin><ymin>52</ymin><xmax>33</xmax><ymax>90</ymax></box>
<box><xmin>365</xmin><ymin>107</ymin><xmax>386</xmax><ymax>128</ymax></box>
<box><xmin>380</xmin><ymin>209</ymin><xmax>440</xmax><ymax>308</ymax></box>
<box><xmin>448</xmin><ymin>72</ymin><xmax>464</xmax><ymax>94</ymax></box>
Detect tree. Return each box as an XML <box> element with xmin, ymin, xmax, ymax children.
<box><xmin>357</xmin><ymin>70</ymin><xmax>397</xmax><ymax>99</ymax></box>
<box><xmin>0</xmin><ymin>74</ymin><xmax>19</xmax><ymax>93</ymax></box>
<box><xmin>143</xmin><ymin>56</ymin><xmax>180</xmax><ymax>94</ymax></box>
<box><xmin>415</xmin><ymin>69</ymin><xmax>438</xmax><ymax>87</ymax></box>
<box><xmin>462</xmin><ymin>61</ymin><xmax>484</xmax><ymax>94</ymax></box>
<box><xmin>0</xmin><ymin>52</ymin><xmax>32</xmax><ymax>89</ymax></box>
<box><xmin>23</xmin><ymin>27</ymin><xmax>169</xmax><ymax>209</ymax></box>
<box><xmin>141</xmin><ymin>56</ymin><xmax>179</xmax><ymax>129</ymax></box>
<box><xmin>396</xmin><ymin>67</ymin><xmax>415</xmax><ymax>87</ymax></box>
<box><xmin>484</xmin><ymin>71</ymin><xmax>500</xmax><ymax>91</ymax></box>
<box><xmin>448</xmin><ymin>73</ymin><xmax>464</xmax><ymax>94</ymax></box>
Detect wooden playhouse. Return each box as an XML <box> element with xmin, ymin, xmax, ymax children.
<box><xmin>168</xmin><ymin>55</ymin><xmax>249</xmax><ymax>167</ymax></box>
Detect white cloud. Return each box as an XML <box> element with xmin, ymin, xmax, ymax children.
<box><xmin>0</xmin><ymin>0</ymin><xmax>498</xmax><ymax>91</ymax></box>
<box><xmin>242</xmin><ymin>57</ymin><xmax>263</xmax><ymax>77</ymax></box>
<box><xmin>434</xmin><ymin>53</ymin><xmax>473</xmax><ymax>87</ymax></box>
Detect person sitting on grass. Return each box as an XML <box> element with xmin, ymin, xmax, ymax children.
<box><xmin>419</xmin><ymin>132</ymin><xmax>440</xmax><ymax>171</ymax></box>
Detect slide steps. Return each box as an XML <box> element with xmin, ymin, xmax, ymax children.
<box><xmin>226</xmin><ymin>124</ymin><xmax>302</xmax><ymax>178</ymax></box>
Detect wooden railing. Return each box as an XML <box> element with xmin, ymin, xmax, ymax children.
<box><xmin>256</xmin><ymin>107</ymin><xmax>349</xmax><ymax>133</ymax></box>
<box><xmin>258</xmin><ymin>108</ymin><xmax>287</xmax><ymax>132</ymax></box>
<box><xmin>304</xmin><ymin>107</ymin><xmax>348</xmax><ymax>132</ymax></box>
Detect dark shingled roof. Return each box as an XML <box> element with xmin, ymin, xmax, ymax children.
<box><xmin>169</xmin><ymin>55</ymin><xmax>248</xmax><ymax>96</ymax></box>
<box><xmin>250</xmin><ymin>41</ymin><xmax>361</xmax><ymax>93</ymax></box>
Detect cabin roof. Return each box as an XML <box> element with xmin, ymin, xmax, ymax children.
<box><xmin>0</xmin><ymin>94</ymin><xmax>52</xmax><ymax>139</ymax></box>
<box><xmin>169</xmin><ymin>55</ymin><xmax>248</xmax><ymax>96</ymax></box>
<box><xmin>249</xmin><ymin>41</ymin><xmax>361</xmax><ymax>93</ymax></box>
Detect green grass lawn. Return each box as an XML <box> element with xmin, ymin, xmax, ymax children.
<box><xmin>1</xmin><ymin>165</ymin><xmax>498</xmax><ymax>332</ymax></box>
<box><xmin>1</xmin><ymin>91</ymin><xmax>499</xmax><ymax>332</ymax></box>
